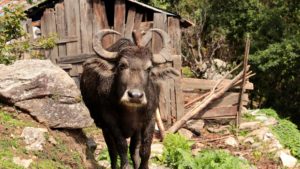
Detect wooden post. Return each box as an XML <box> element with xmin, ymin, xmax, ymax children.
<box><xmin>237</xmin><ymin>35</ymin><xmax>251</xmax><ymax>127</ymax></box>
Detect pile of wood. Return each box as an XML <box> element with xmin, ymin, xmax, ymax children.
<box><xmin>156</xmin><ymin>37</ymin><xmax>253</xmax><ymax>139</ymax></box>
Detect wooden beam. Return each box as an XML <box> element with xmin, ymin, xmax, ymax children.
<box><xmin>181</xmin><ymin>78</ymin><xmax>254</xmax><ymax>91</ymax></box>
<box><xmin>57</xmin><ymin>53</ymin><xmax>97</xmax><ymax>64</ymax></box>
<box><xmin>200</xmin><ymin>106</ymin><xmax>238</xmax><ymax>119</ymax></box>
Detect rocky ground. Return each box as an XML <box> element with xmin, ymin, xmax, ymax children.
<box><xmin>0</xmin><ymin>104</ymin><xmax>299</xmax><ymax>169</ymax></box>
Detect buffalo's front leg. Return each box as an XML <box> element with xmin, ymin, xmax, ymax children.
<box><xmin>102</xmin><ymin>129</ymin><xmax>117</xmax><ymax>169</ymax></box>
<box><xmin>115</xmin><ymin>136</ymin><xmax>130</xmax><ymax>169</ymax></box>
<box><xmin>139</xmin><ymin>120</ymin><xmax>155</xmax><ymax>169</ymax></box>
<box><xmin>130</xmin><ymin>132</ymin><xmax>141</xmax><ymax>169</ymax></box>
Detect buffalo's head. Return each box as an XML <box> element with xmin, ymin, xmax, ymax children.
<box><xmin>90</xmin><ymin>29</ymin><xmax>179</xmax><ymax>108</ymax></box>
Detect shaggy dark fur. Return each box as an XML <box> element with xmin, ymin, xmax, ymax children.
<box><xmin>80</xmin><ymin>38</ymin><xmax>178</xmax><ymax>169</ymax></box>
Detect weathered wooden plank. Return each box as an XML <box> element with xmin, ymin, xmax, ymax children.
<box><xmin>124</xmin><ymin>6</ymin><xmax>136</xmax><ymax>40</ymax></box>
<box><xmin>168</xmin><ymin>17</ymin><xmax>181</xmax><ymax>55</ymax></box>
<box><xmin>209</xmin><ymin>92</ymin><xmax>249</xmax><ymax>108</ymax></box>
<box><xmin>80</xmin><ymin>0</ymin><xmax>93</xmax><ymax>54</ymax></box>
<box><xmin>58</xmin><ymin>64</ymin><xmax>73</xmax><ymax>70</ymax></box>
<box><xmin>152</xmin><ymin>13</ymin><xmax>167</xmax><ymax>53</ymax></box>
<box><xmin>169</xmin><ymin>79</ymin><xmax>176</xmax><ymax>123</ymax></box>
<box><xmin>199</xmin><ymin>106</ymin><xmax>238</xmax><ymax>119</ymax></box>
<box><xmin>93</xmin><ymin>0</ymin><xmax>112</xmax><ymax>49</ymax></box>
<box><xmin>152</xmin><ymin>13</ymin><xmax>173</xmax><ymax>124</ymax></box>
<box><xmin>55</xmin><ymin>3</ymin><xmax>67</xmax><ymax>57</ymax></box>
<box><xmin>41</xmin><ymin>8</ymin><xmax>58</xmax><ymax>63</ymax></box>
<box><xmin>57</xmin><ymin>53</ymin><xmax>97</xmax><ymax>64</ymax></box>
<box><xmin>64</xmin><ymin>0</ymin><xmax>81</xmax><ymax>55</ymax></box>
<box><xmin>56</xmin><ymin>36</ymin><xmax>78</xmax><ymax>44</ymax></box>
<box><xmin>138</xmin><ymin>21</ymin><xmax>153</xmax><ymax>31</ymax></box>
<box><xmin>133</xmin><ymin>11</ymin><xmax>143</xmax><ymax>30</ymax></box>
<box><xmin>114</xmin><ymin>0</ymin><xmax>126</xmax><ymax>42</ymax></box>
<box><xmin>181</xmin><ymin>78</ymin><xmax>254</xmax><ymax>90</ymax></box>
<box><xmin>168</xmin><ymin>17</ymin><xmax>184</xmax><ymax>120</ymax></box>
<box><xmin>158</xmin><ymin>82</ymin><xmax>169</xmax><ymax>123</ymax></box>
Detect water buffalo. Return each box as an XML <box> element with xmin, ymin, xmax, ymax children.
<box><xmin>80</xmin><ymin>29</ymin><xmax>178</xmax><ymax>169</ymax></box>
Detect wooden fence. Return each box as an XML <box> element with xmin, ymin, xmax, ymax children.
<box><xmin>181</xmin><ymin>78</ymin><xmax>253</xmax><ymax>120</ymax></box>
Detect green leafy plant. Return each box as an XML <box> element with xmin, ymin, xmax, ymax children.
<box><xmin>272</xmin><ymin>119</ymin><xmax>300</xmax><ymax>159</ymax></box>
<box><xmin>159</xmin><ymin>133</ymin><xmax>252</xmax><ymax>169</ymax></box>
<box><xmin>194</xmin><ymin>149</ymin><xmax>251</xmax><ymax>169</ymax></box>
<box><xmin>161</xmin><ymin>133</ymin><xmax>195</xmax><ymax>169</ymax></box>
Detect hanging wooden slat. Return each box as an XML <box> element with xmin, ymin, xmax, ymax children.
<box><xmin>93</xmin><ymin>0</ymin><xmax>112</xmax><ymax>49</ymax></box>
<box><xmin>55</xmin><ymin>3</ymin><xmax>67</xmax><ymax>57</ymax></box>
<box><xmin>114</xmin><ymin>0</ymin><xmax>126</xmax><ymax>42</ymax></box>
<box><xmin>80</xmin><ymin>0</ymin><xmax>94</xmax><ymax>54</ymax></box>
<box><xmin>152</xmin><ymin>13</ymin><xmax>171</xmax><ymax>125</ymax></box>
<box><xmin>168</xmin><ymin>17</ymin><xmax>184</xmax><ymax>120</ymax></box>
<box><xmin>64</xmin><ymin>0</ymin><xmax>81</xmax><ymax>56</ymax></box>
<box><xmin>152</xmin><ymin>13</ymin><xmax>167</xmax><ymax>53</ymax></box>
<box><xmin>124</xmin><ymin>6</ymin><xmax>136</xmax><ymax>40</ymax></box>
<box><xmin>133</xmin><ymin>11</ymin><xmax>143</xmax><ymax>30</ymax></box>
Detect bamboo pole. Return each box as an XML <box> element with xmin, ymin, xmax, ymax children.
<box><xmin>237</xmin><ymin>35</ymin><xmax>251</xmax><ymax>128</ymax></box>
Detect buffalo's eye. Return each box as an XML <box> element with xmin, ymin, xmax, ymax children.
<box><xmin>118</xmin><ymin>62</ymin><xmax>129</xmax><ymax>70</ymax></box>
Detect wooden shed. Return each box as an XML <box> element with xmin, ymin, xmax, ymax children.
<box><xmin>22</xmin><ymin>0</ymin><xmax>193</xmax><ymax>127</ymax></box>
<box><xmin>21</xmin><ymin>0</ymin><xmax>253</xmax><ymax>128</ymax></box>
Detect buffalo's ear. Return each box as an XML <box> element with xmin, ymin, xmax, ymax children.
<box><xmin>83</xmin><ymin>58</ymin><xmax>115</xmax><ymax>77</ymax></box>
<box><xmin>150</xmin><ymin>67</ymin><xmax>180</xmax><ymax>81</ymax></box>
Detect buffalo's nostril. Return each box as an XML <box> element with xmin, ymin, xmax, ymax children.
<box><xmin>128</xmin><ymin>89</ymin><xmax>143</xmax><ymax>99</ymax></box>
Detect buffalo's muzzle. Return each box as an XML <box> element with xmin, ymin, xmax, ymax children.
<box><xmin>128</xmin><ymin>89</ymin><xmax>144</xmax><ymax>99</ymax></box>
<box><xmin>120</xmin><ymin>89</ymin><xmax>147</xmax><ymax>106</ymax></box>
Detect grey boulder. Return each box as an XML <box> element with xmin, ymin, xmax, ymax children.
<box><xmin>0</xmin><ymin>59</ymin><xmax>93</xmax><ymax>128</ymax></box>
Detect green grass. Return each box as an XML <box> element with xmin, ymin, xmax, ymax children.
<box><xmin>0</xmin><ymin>110</ymin><xmax>33</xmax><ymax>127</ymax></box>
<box><xmin>0</xmin><ymin>109</ymin><xmax>85</xmax><ymax>169</ymax></box>
<box><xmin>31</xmin><ymin>159</ymin><xmax>71</xmax><ymax>169</ymax></box>
<box><xmin>271</xmin><ymin>119</ymin><xmax>300</xmax><ymax>159</ymax></box>
<box><xmin>242</xmin><ymin>113</ymin><xmax>256</xmax><ymax>121</ymax></box>
<box><xmin>157</xmin><ymin>133</ymin><xmax>252</xmax><ymax>169</ymax></box>
<box><xmin>259</xmin><ymin>109</ymin><xmax>300</xmax><ymax>159</ymax></box>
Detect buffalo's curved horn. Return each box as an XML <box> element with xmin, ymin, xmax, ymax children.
<box><xmin>141</xmin><ymin>29</ymin><xmax>172</xmax><ymax>64</ymax></box>
<box><xmin>93</xmin><ymin>29</ymin><xmax>121</xmax><ymax>59</ymax></box>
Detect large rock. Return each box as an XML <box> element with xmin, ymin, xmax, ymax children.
<box><xmin>0</xmin><ymin>60</ymin><xmax>93</xmax><ymax>128</ymax></box>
